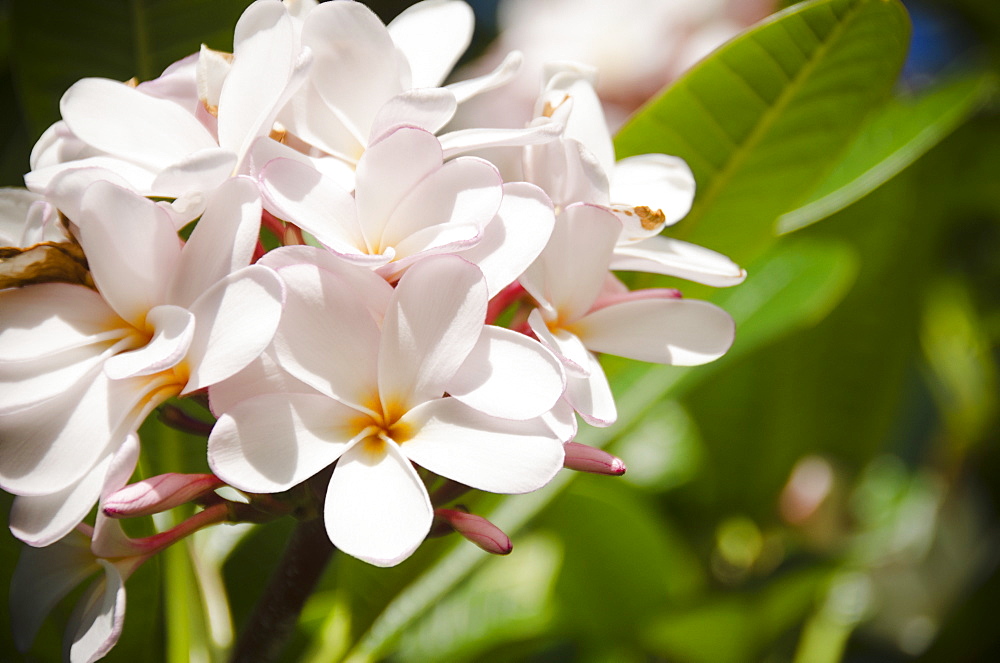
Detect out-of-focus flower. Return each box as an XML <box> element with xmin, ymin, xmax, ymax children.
<box><xmin>209</xmin><ymin>254</ymin><xmax>566</xmax><ymax>566</ymax></box>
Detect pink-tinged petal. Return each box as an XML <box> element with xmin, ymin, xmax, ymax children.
<box><xmin>303</xmin><ymin>0</ymin><xmax>404</xmax><ymax>142</ymax></box>
<box><xmin>448</xmin><ymin>326</ymin><xmax>564</xmax><ymax>420</ymax></box>
<box><xmin>209</xmin><ymin>348</ymin><xmax>319</xmax><ymax>416</ymax></box>
<box><xmin>543</xmin><ymin>399</ymin><xmax>578</xmax><ymax>442</ymax></box>
<box><xmin>325</xmin><ymin>440</ymin><xmax>432</xmax><ymax>567</ymax></box>
<box><xmin>103</xmin><ymin>473</ymin><xmax>223</xmax><ymax>519</ymax></box>
<box><xmin>32</xmin><ymin>161</ymin><xmax>149</xmax><ymax>220</ymax></box>
<box><xmin>455</xmin><ymin>181</ymin><xmax>554</xmax><ymax>298</ymax></box>
<box><xmin>378</xmin><ymin>255</ymin><xmax>486</xmax><ymax>406</ymax></box>
<box><xmin>521</xmin><ymin>203</ymin><xmax>620</xmax><ymax>323</ymax></box>
<box><xmin>355</xmin><ymin>127</ymin><xmax>442</xmax><ymax>248</ymax></box>
<box><xmin>382</xmin><ymin>223</ymin><xmax>481</xmax><ymax>276</ymax></box>
<box><xmin>564</xmin><ymin>352</ymin><xmax>617</xmax><ymax>427</ymax></box>
<box><xmin>77</xmin><ymin>181</ymin><xmax>182</xmax><ymax>327</ymax></box>
<box><xmin>380</xmin><ymin>156</ymin><xmax>501</xmax><ymax>251</ymax></box>
<box><xmin>209</xmin><ymin>393</ymin><xmax>362</xmax><ymax>493</ymax></box>
<box><xmin>171</xmin><ymin>177</ymin><xmax>262</xmax><ymax>308</ymax></box>
<box><xmin>219</xmin><ymin>0</ymin><xmax>300</xmax><ymax>161</ymax></box>
<box><xmin>611</xmin><ymin>154</ymin><xmax>695</xmax><ymax>233</ymax></box>
<box><xmin>104</xmin><ymin>305</ymin><xmax>194</xmax><ymax>380</ymax></box>
<box><xmin>9</xmin><ymin>527</ymin><xmax>99</xmax><ymax>653</ymax></box>
<box><xmin>260</xmin><ymin>245</ymin><xmax>394</xmax><ymax>322</ymax></box>
<box><xmin>525</xmin><ymin>308</ymin><xmax>590</xmax><ymax>378</ymax></box>
<box><xmin>183</xmin><ymin>265</ymin><xmax>284</xmax><ymax>393</ymax></box>
<box><xmin>446</xmin><ymin>51</ymin><xmax>521</xmax><ymax>104</ymax></box>
<box><xmin>609</xmin><ymin>235</ymin><xmax>747</xmax><ymax>287</ymax></box>
<box><xmin>271</xmin><ymin>262</ymin><xmax>380</xmax><ymax>407</ymax></box>
<box><xmin>439</xmin><ymin>121</ymin><xmax>564</xmax><ymax>160</ymax></box>
<box><xmin>388</xmin><ymin>0</ymin><xmax>472</xmax><ymax>88</ymax></box>
<box><xmin>401</xmin><ymin>398</ymin><xmax>564</xmax><ymax>494</ymax></box>
<box><xmin>139</xmin><ymin>53</ymin><xmax>201</xmax><ymax>114</ymax></box>
<box><xmin>151</xmin><ymin>148</ymin><xmax>236</xmax><ymax>199</ymax></box>
<box><xmin>369</xmin><ymin>88</ymin><xmax>458</xmax><ymax>140</ymax></box>
<box><xmin>60</xmin><ymin>78</ymin><xmax>216</xmax><ymax>170</ymax></box>
<box><xmin>278</xmin><ymin>80</ymin><xmax>366</xmax><ymax>165</ymax></box>
<box><xmin>9</xmin><ymin>453</ymin><xmax>112</xmax><ymax>547</ymax></box>
<box><xmin>66</xmin><ymin>561</ymin><xmax>126</xmax><ymax>663</ymax></box>
<box><xmin>260</xmin><ymin>157</ymin><xmax>368</xmax><ymax>257</ymax></box>
<box><xmin>563</xmin><ymin>441</ymin><xmax>626</xmax><ymax>475</ymax></box>
<box><xmin>0</xmin><ymin>283</ymin><xmax>126</xmax><ymax>362</ymax></box>
<box><xmin>434</xmin><ymin>509</ymin><xmax>511</xmax><ymax>555</ymax></box>
<box><xmin>572</xmin><ymin>298</ymin><xmax>735</xmax><ymax>366</ymax></box>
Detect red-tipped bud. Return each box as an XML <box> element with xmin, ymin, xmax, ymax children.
<box><xmin>435</xmin><ymin>509</ymin><xmax>512</xmax><ymax>556</ymax></box>
<box><xmin>563</xmin><ymin>441</ymin><xmax>626</xmax><ymax>475</ymax></box>
<box><xmin>103</xmin><ymin>473</ymin><xmax>224</xmax><ymax>518</ymax></box>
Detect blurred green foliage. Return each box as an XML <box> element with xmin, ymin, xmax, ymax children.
<box><xmin>2</xmin><ymin>0</ymin><xmax>1000</xmax><ymax>661</ymax></box>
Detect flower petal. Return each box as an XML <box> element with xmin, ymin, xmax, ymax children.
<box><xmin>209</xmin><ymin>393</ymin><xmax>362</xmax><ymax>493</ymax></box>
<box><xmin>183</xmin><ymin>265</ymin><xmax>284</xmax><ymax>393</ymax></box>
<box><xmin>448</xmin><ymin>326</ymin><xmax>564</xmax><ymax>420</ymax></box>
<box><xmin>66</xmin><ymin>561</ymin><xmax>126</xmax><ymax>663</ymax></box>
<box><xmin>60</xmin><ymin>78</ymin><xmax>216</xmax><ymax>170</ymax></box>
<box><xmin>150</xmin><ymin>147</ymin><xmax>236</xmax><ymax>200</ymax></box>
<box><xmin>378</xmin><ymin>255</ymin><xmax>486</xmax><ymax>406</ymax></box>
<box><xmin>439</xmin><ymin>121</ymin><xmax>564</xmax><ymax>160</ymax></box>
<box><xmin>271</xmin><ymin>262</ymin><xmax>380</xmax><ymax>408</ymax></box>
<box><xmin>387</xmin><ymin>0</ymin><xmax>473</xmax><ymax>88</ymax></box>
<box><xmin>455</xmin><ymin>181</ymin><xmax>554</xmax><ymax>298</ymax></box>
<box><xmin>369</xmin><ymin>88</ymin><xmax>458</xmax><ymax>140</ymax></box>
<box><xmin>526</xmin><ymin>308</ymin><xmax>590</xmax><ymax>378</ymax></box>
<box><xmin>104</xmin><ymin>305</ymin><xmax>194</xmax><ymax>380</ymax></box>
<box><xmin>611</xmin><ymin>154</ymin><xmax>695</xmax><ymax>233</ymax></box>
<box><xmin>77</xmin><ymin>181</ymin><xmax>182</xmax><ymax>327</ymax></box>
<box><xmin>401</xmin><ymin>398</ymin><xmax>564</xmax><ymax>493</ymax></box>
<box><xmin>564</xmin><ymin>352</ymin><xmax>617</xmax><ymax>427</ymax></box>
<box><xmin>446</xmin><ymin>51</ymin><xmax>522</xmax><ymax>104</ymax></box>
<box><xmin>609</xmin><ymin>235</ymin><xmax>747</xmax><ymax>287</ymax></box>
<box><xmin>572</xmin><ymin>297</ymin><xmax>736</xmax><ymax>365</ymax></box>
<box><xmin>10</xmin><ymin>528</ymin><xmax>99</xmax><ymax>653</ymax></box>
<box><xmin>325</xmin><ymin>440</ymin><xmax>432</xmax><ymax>567</ymax></box>
<box><xmin>170</xmin><ymin>177</ymin><xmax>263</xmax><ymax>308</ymax></box>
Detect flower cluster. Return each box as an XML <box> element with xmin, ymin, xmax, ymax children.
<box><xmin>1</xmin><ymin>0</ymin><xmax>744</xmax><ymax>659</ymax></box>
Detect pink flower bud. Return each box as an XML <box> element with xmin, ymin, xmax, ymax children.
<box><xmin>562</xmin><ymin>441</ymin><xmax>627</xmax><ymax>475</ymax></box>
<box><xmin>435</xmin><ymin>509</ymin><xmax>512</xmax><ymax>555</ymax></box>
<box><xmin>103</xmin><ymin>473</ymin><xmax>224</xmax><ymax>518</ymax></box>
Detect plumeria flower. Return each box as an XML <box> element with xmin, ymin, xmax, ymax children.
<box><xmin>0</xmin><ymin>177</ymin><xmax>283</xmax><ymax>546</ymax></box>
<box><xmin>260</xmin><ymin>125</ymin><xmax>555</xmax><ymax>292</ymax></box>
<box><xmin>520</xmin><ymin>203</ymin><xmax>735</xmax><ymax>425</ymax></box>
<box><xmin>10</xmin><ymin>436</ymin><xmax>230</xmax><ymax>662</ymax></box>
<box><xmin>209</xmin><ymin>254</ymin><xmax>566</xmax><ymax>566</ymax></box>
<box><xmin>26</xmin><ymin>0</ymin><xmax>310</xmax><ymax>227</ymax></box>
<box><xmin>524</xmin><ymin>67</ymin><xmax>746</xmax><ymax>287</ymax></box>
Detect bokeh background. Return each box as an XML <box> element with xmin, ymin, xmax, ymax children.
<box><xmin>1</xmin><ymin>0</ymin><xmax>999</xmax><ymax>661</ymax></box>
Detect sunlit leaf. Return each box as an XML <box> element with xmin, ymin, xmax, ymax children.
<box><xmin>779</xmin><ymin>71</ymin><xmax>997</xmax><ymax>233</ymax></box>
<box><xmin>614</xmin><ymin>0</ymin><xmax>910</xmax><ymax>263</ymax></box>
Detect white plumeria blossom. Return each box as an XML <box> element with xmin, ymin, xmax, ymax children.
<box><xmin>26</xmin><ymin>0</ymin><xmax>311</xmax><ymax>226</ymax></box>
<box><xmin>0</xmin><ymin>177</ymin><xmax>283</xmax><ymax>546</ymax></box>
<box><xmin>260</xmin><ymin>124</ymin><xmax>556</xmax><ymax>292</ymax></box>
<box><xmin>209</xmin><ymin>253</ymin><xmax>566</xmax><ymax>566</ymax></box>
<box><xmin>524</xmin><ymin>67</ymin><xmax>747</xmax><ymax>288</ymax></box>
<box><xmin>521</xmin><ymin>203</ymin><xmax>735</xmax><ymax>426</ymax></box>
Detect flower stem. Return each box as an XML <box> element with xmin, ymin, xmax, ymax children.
<box><xmin>229</xmin><ymin>517</ymin><xmax>335</xmax><ymax>662</ymax></box>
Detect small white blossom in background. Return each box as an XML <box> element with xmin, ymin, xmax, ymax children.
<box><xmin>0</xmin><ymin>0</ymin><xmax>746</xmax><ymax>659</ymax></box>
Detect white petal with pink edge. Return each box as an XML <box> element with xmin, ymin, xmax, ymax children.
<box><xmin>325</xmin><ymin>440</ymin><xmax>432</xmax><ymax>567</ymax></box>
<box><xmin>563</xmin><ymin>351</ymin><xmax>617</xmax><ymax>427</ymax></box>
<box><xmin>573</xmin><ymin>297</ymin><xmax>735</xmax><ymax>365</ymax></box>
<box><xmin>401</xmin><ymin>398</ymin><xmax>564</xmax><ymax>494</ymax></box>
<box><xmin>67</xmin><ymin>561</ymin><xmax>126</xmax><ymax>663</ymax></box>
<box><xmin>448</xmin><ymin>326</ymin><xmax>565</xmax><ymax>420</ymax></box>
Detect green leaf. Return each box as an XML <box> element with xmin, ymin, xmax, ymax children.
<box><xmin>339</xmin><ymin>238</ymin><xmax>857</xmax><ymax>662</ymax></box>
<box><xmin>614</xmin><ymin>0</ymin><xmax>910</xmax><ymax>264</ymax></box>
<box><xmin>8</xmin><ymin>0</ymin><xmax>252</xmax><ymax>137</ymax></box>
<box><xmin>778</xmin><ymin>71</ymin><xmax>998</xmax><ymax>233</ymax></box>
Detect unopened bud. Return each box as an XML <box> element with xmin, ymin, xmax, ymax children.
<box><xmin>103</xmin><ymin>473</ymin><xmax>224</xmax><ymax>518</ymax></box>
<box><xmin>434</xmin><ymin>509</ymin><xmax>512</xmax><ymax>556</ymax></box>
<box><xmin>563</xmin><ymin>441</ymin><xmax>626</xmax><ymax>475</ymax></box>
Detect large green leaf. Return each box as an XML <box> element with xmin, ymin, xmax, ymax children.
<box><xmin>778</xmin><ymin>71</ymin><xmax>998</xmax><ymax>233</ymax></box>
<box><xmin>8</xmin><ymin>0</ymin><xmax>252</xmax><ymax>137</ymax></box>
<box><xmin>614</xmin><ymin>0</ymin><xmax>910</xmax><ymax>264</ymax></box>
